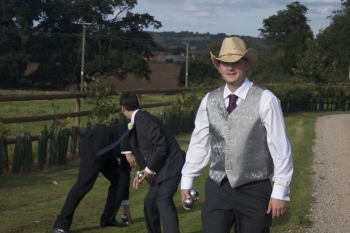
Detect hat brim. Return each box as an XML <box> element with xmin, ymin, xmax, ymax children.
<box><xmin>210</xmin><ymin>48</ymin><xmax>258</xmax><ymax>71</ymax></box>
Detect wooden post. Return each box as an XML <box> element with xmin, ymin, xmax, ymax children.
<box><xmin>75</xmin><ymin>98</ymin><xmax>81</xmax><ymax>127</ymax></box>
<box><xmin>137</xmin><ymin>93</ymin><xmax>142</xmax><ymax>106</ymax></box>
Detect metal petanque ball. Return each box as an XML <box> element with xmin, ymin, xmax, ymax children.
<box><xmin>183</xmin><ymin>197</ymin><xmax>195</xmax><ymax>208</ymax></box>
<box><xmin>121</xmin><ymin>214</ymin><xmax>128</xmax><ymax>223</ymax></box>
<box><xmin>138</xmin><ymin>172</ymin><xmax>144</xmax><ymax>183</ymax></box>
<box><xmin>189</xmin><ymin>188</ymin><xmax>199</xmax><ymax>199</ymax></box>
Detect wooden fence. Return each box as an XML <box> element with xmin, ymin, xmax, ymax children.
<box><xmin>1</xmin><ymin>86</ymin><xmax>349</xmax><ymax>174</ymax></box>
<box><xmin>0</xmin><ymin>88</ymin><xmax>192</xmax><ymax>174</ymax></box>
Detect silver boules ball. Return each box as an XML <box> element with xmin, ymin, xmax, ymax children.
<box><xmin>183</xmin><ymin>197</ymin><xmax>195</xmax><ymax>208</ymax></box>
<box><xmin>121</xmin><ymin>214</ymin><xmax>128</xmax><ymax>222</ymax></box>
<box><xmin>137</xmin><ymin>172</ymin><xmax>143</xmax><ymax>180</ymax></box>
<box><xmin>189</xmin><ymin>188</ymin><xmax>199</xmax><ymax>199</ymax></box>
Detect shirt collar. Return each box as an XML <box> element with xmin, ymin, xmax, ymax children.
<box><xmin>131</xmin><ymin>109</ymin><xmax>140</xmax><ymax>122</ymax></box>
<box><xmin>223</xmin><ymin>77</ymin><xmax>252</xmax><ymax>100</ymax></box>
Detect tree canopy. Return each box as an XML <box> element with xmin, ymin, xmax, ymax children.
<box><xmin>316</xmin><ymin>0</ymin><xmax>350</xmax><ymax>80</ymax></box>
<box><xmin>258</xmin><ymin>1</ymin><xmax>313</xmax><ymax>74</ymax></box>
<box><xmin>0</xmin><ymin>0</ymin><xmax>162</xmax><ymax>90</ymax></box>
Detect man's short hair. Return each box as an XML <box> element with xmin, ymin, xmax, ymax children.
<box><xmin>120</xmin><ymin>92</ymin><xmax>140</xmax><ymax>111</ymax></box>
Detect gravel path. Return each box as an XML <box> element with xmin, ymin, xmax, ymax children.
<box><xmin>305</xmin><ymin>114</ymin><xmax>350</xmax><ymax>233</ymax></box>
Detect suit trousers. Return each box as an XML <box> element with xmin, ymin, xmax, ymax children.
<box><xmin>201</xmin><ymin>177</ymin><xmax>272</xmax><ymax>233</ymax></box>
<box><xmin>144</xmin><ymin>175</ymin><xmax>181</xmax><ymax>233</ymax></box>
<box><xmin>53</xmin><ymin>138</ymin><xmax>129</xmax><ymax>230</ymax></box>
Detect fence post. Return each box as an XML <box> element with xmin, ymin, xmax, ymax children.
<box><xmin>75</xmin><ymin>98</ymin><xmax>81</xmax><ymax>127</ymax></box>
<box><xmin>70</xmin><ymin>126</ymin><xmax>79</xmax><ymax>155</ymax></box>
<box><xmin>49</xmin><ymin>130</ymin><xmax>58</xmax><ymax>167</ymax></box>
<box><xmin>57</xmin><ymin>129</ymin><xmax>70</xmax><ymax>166</ymax></box>
<box><xmin>24</xmin><ymin>132</ymin><xmax>33</xmax><ymax>172</ymax></box>
<box><xmin>0</xmin><ymin>137</ymin><xmax>9</xmax><ymax>174</ymax></box>
<box><xmin>38</xmin><ymin>130</ymin><xmax>48</xmax><ymax>170</ymax></box>
<box><xmin>137</xmin><ymin>93</ymin><xmax>142</xmax><ymax>106</ymax></box>
<box><xmin>181</xmin><ymin>91</ymin><xmax>185</xmax><ymax>109</ymax></box>
<box><xmin>12</xmin><ymin>136</ymin><xmax>25</xmax><ymax>174</ymax></box>
<box><xmin>50</xmin><ymin>103</ymin><xmax>55</xmax><ymax>132</ymax></box>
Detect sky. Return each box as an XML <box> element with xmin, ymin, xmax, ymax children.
<box><xmin>131</xmin><ymin>0</ymin><xmax>342</xmax><ymax>37</ymax></box>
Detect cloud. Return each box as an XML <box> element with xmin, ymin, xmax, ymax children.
<box><xmin>131</xmin><ymin>0</ymin><xmax>342</xmax><ymax>37</ymax></box>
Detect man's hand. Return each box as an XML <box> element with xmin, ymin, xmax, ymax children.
<box><xmin>125</xmin><ymin>153</ymin><xmax>137</xmax><ymax>167</ymax></box>
<box><xmin>267</xmin><ymin>198</ymin><xmax>286</xmax><ymax>219</ymax></box>
<box><xmin>132</xmin><ymin>170</ymin><xmax>152</xmax><ymax>190</ymax></box>
<box><xmin>181</xmin><ymin>189</ymin><xmax>199</xmax><ymax>210</ymax></box>
<box><xmin>181</xmin><ymin>189</ymin><xmax>191</xmax><ymax>210</ymax></box>
<box><xmin>132</xmin><ymin>175</ymin><xmax>140</xmax><ymax>190</ymax></box>
<box><xmin>139</xmin><ymin>169</ymin><xmax>152</xmax><ymax>181</ymax></box>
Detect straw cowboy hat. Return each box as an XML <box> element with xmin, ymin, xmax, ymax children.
<box><xmin>210</xmin><ymin>37</ymin><xmax>258</xmax><ymax>71</ymax></box>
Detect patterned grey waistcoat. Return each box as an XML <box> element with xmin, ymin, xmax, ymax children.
<box><xmin>207</xmin><ymin>84</ymin><xmax>273</xmax><ymax>188</ymax></box>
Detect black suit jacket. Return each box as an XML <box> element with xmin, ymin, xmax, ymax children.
<box><xmin>81</xmin><ymin>124</ymin><xmax>131</xmax><ymax>161</ymax></box>
<box><xmin>130</xmin><ymin>110</ymin><xmax>185</xmax><ymax>183</ymax></box>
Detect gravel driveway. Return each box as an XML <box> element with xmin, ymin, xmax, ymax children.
<box><xmin>304</xmin><ymin>114</ymin><xmax>350</xmax><ymax>233</ymax></box>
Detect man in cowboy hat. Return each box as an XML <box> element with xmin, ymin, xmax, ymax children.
<box><xmin>180</xmin><ymin>37</ymin><xmax>293</xmax><ymax>233</ymax></box>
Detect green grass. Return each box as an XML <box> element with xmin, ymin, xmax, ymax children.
<box><xmin>1</xmin><ymin>89</ymin><xmax>349</xmax><ymax>232</ymax></box>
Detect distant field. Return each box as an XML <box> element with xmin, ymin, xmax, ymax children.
<box><xmin>65</xmin><ymin>62</ymin><xmax>182</xmax><ymax>92</ymax></box>
<box><xmin>179</xmin><ymin>37</ymin><xmax>210</xmax><ymax>42</ymax></box>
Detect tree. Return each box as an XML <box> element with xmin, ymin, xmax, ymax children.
<box><xmin>292</xmin><ymin>38</ymin><xmax>341</xmax><ymax>83</ymax></box>
<box><xmin>0</xmin><ymin>0</ymin><xmax>41</xmax><ymax>88</ymax></box>
<box><xmin>30</xmin><ymin>0</ymin><xmax>162</xmax><ymax>89</ymax></box>
<box><xmin>0</xmin><ymin>27</ymin><xmax>28</xmax><ymax>88</ymax></box>
<box><xmin>0</xmin><ymin>0</ymin><xmax>162</xmax><ymax>88</ymax></box>
<box><xmin>259</xmin><ymin>1</ymin><xmax>313</xmax><ymax>74</ymax></box>
<box><xmin>316</xmin><ymin>0</ymin><xmax>350</xmax><ymax>80</ymax></box>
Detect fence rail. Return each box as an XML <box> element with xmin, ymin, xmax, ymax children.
<box><xmin>1</xmin><ymin>102</ymin><xmax>173</xmax><ymax>125</ymax></box>
<box><xmin>0</xmin><ymin>88</ymin><xmax>191</xmax><ymax>102</ymax></box>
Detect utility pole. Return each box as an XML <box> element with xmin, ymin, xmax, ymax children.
<box><xmin>72</xmin><ymin>17</ymin><xmax>96</xmax><ymax>92</ymax></box>
<box><xmin>72</xmin><ymin>17</ymin><xmax>96</xmax><ymax>128</ymax></box>
<box><xmin>185</xmin><ymin>41</ymin><xmax>189</xmax><ymax>88</ymax></box>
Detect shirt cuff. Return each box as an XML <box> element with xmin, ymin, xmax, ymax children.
<box><xmin>121</xmin><ymin>151</ymin><xmax>132</xmax><ymax>154</ymax></box>
<box><xmin>145</xmin><ymin>167</ymin><xmax>155</xmax><ymax>175</ymax></box>
<box><xmin>122</xmin><ymin>200</ymin><xmax>130</xmax><ymax>205</ymax></box>
<box><xmin>271</xmin><ymin>184</ymin><xmax>290</xmax><ymax>201</ymax></box>
<box><xmin>180</xmin><ymin>176</ymin><xmax>195</xmax><ymax>190</ymax></box>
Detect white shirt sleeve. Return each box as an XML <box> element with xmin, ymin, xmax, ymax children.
<box><xmin>181</xmin><ymin>93</ymin><xmax>211</xmax><ymax>190</ymax></box>
<box><xmin>260</xmin><ymin>90</ymin><xmax>293</xmax><ymax>201</ymax></box>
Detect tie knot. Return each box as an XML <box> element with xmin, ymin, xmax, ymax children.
<box><xmin>229</xmin><ymin>94</ymin><xmax>238</xmax><ymax>104</ymax></box>
<box><xmin>227</xmin><ymin>94</ymin><xmax>238</xmax><ymax>114</ymax></box>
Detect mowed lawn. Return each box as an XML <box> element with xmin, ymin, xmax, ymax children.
<box><xmin>1</xmin><ymin>93</ymin><xmax>349</xmax><ymax>233</ymax></box>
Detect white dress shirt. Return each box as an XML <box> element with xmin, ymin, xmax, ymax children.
<box><xmin>181</xmin><ymin>78</ymin><xmax>293</xmax><ymax>201</ymax></box>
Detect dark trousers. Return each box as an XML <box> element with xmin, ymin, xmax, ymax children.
<box><xmin>144</xmin><ymin>175</ymin><xmax>181</xmax><ymax>233</ymax></box>
<box><xmin>53</xmin><ymin>138</ymin><xmax>129</xmax><ymax>230</ymax></box>
<box><xmin>201</xmin><ymin>177</ymin><xmax>272</xmax><ymax>233</ymax></box>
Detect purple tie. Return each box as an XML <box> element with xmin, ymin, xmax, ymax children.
<box><xmin>227</xmin><ymin>94</ymin><xmax>238</xmax><ymax>114</ymax></box>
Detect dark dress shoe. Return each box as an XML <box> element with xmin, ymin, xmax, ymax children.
<box><xmin>100</xmin><ymin>221</ymin><xmax>128</xmax><ymax>227</ymax></box>
<box><xmin>51</xmin><ymin>228</ymin><xmax>71</xmax><ymax>233</ymax></box>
